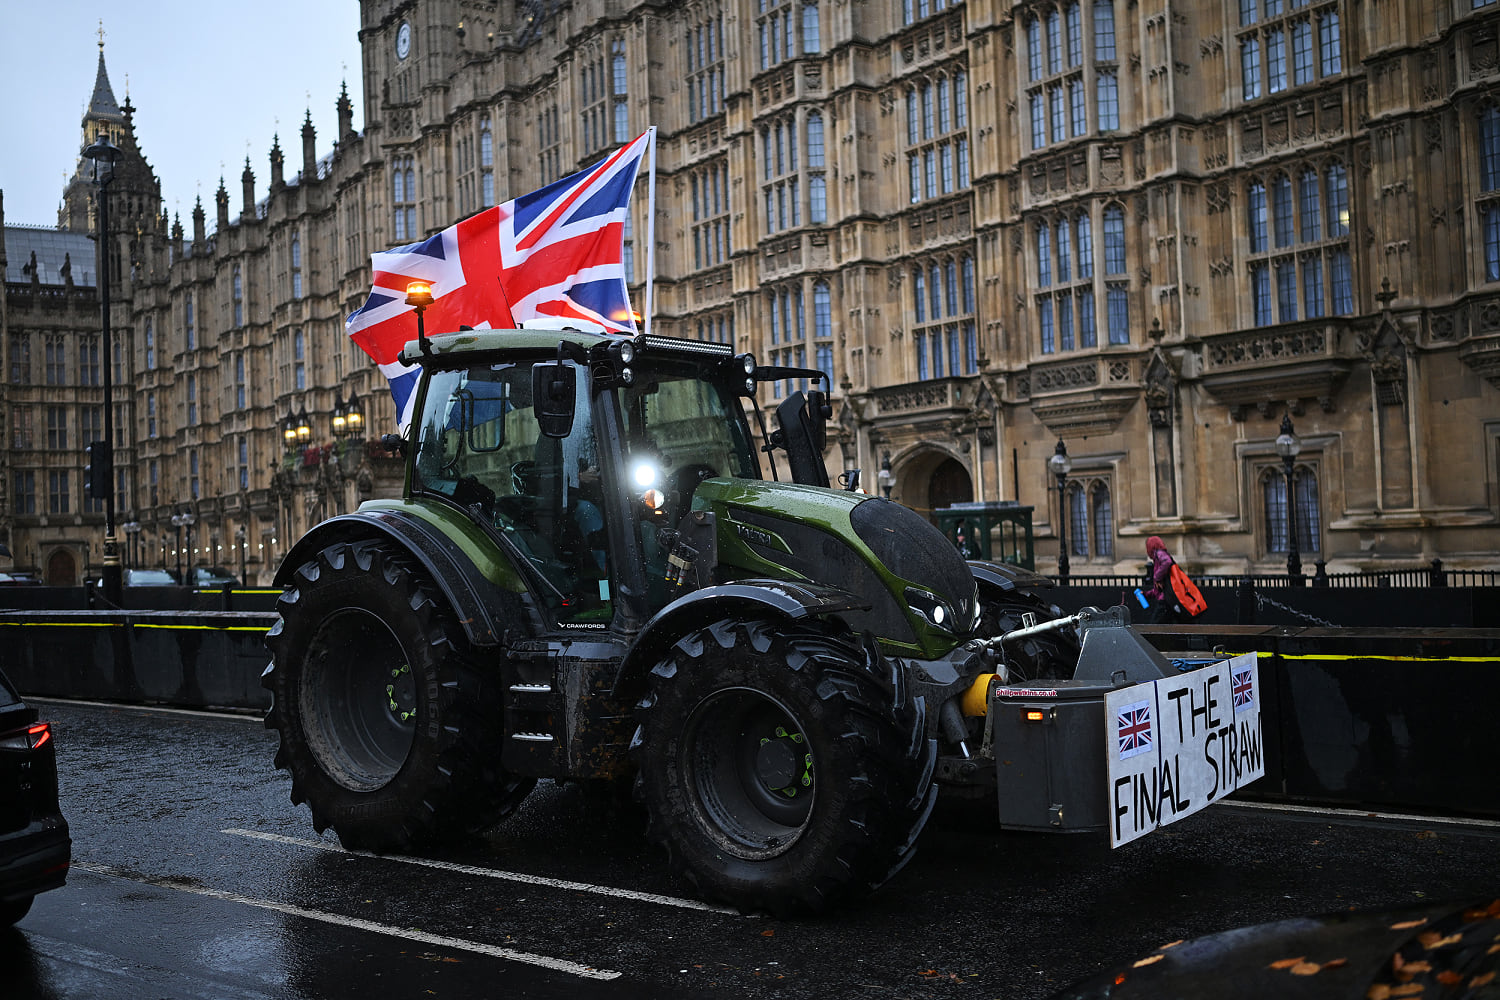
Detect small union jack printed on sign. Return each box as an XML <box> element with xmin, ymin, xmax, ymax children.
<box><xmin>1116</xmin><ymin>699</ymin><xmax>1153</xmax><ymax>760</ymax></box>
<box><xmin>1232</xmin><ymin>666</ymin><xmax>1255</xmax><ymax>713</ymax></box>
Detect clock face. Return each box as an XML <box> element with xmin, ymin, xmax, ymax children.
<box><xmin>396</xmin><ymin>21</ymin><xmax>412</xmax><ymax>61</ymax></box>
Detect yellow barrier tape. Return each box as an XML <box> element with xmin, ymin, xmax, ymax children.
<box><xmin>0</xmin><ymin>621</ymin><xmax>268</xmax><ymax>632</ymax></box>
<box><xmin>1251</xmin><ymin>650</ymin><xmax>1496</xmax><ymax>663</ymax></box>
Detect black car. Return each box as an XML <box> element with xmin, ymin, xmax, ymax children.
<box><xmin>0</xmin><ymin>666</ymin><xmax>69</xmax><ymax>926</ymax></box>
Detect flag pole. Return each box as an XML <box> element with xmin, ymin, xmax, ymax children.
<box><xmin>642</xmin><ymin>126</ymin><xmax>657</xmax><ymax>339</ymax></box>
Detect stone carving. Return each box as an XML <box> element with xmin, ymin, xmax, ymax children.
<box><xmin>1031</xmin><ymin>360</ymin><xmax>1100</xmax><ymax>392</ymax></box>
<box><xmin>1207</xmin><ymin>328</ymin><xmax>1327</xmax><ymax>368</ymax></box>
<box><xmin>1144</xmin><ymin>351</ymin><xmax>1175</xmax><ymax>428</ymax></box>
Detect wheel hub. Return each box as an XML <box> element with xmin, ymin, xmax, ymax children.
<box><xmin>755</xmin><ymin>726</ymin><xmax>811</xmax><ymax>798</ymax></box>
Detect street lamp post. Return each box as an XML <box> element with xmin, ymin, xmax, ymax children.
<box><xmin>1275</xmin><ymin>414</ymin><xmax>1303</xmax><ymax>586</ymax></box>
<box><xmin>121</xmin><ymin>520</ymin><xmax>140</xmax><ymax>568</ymax></box>
<box><xmin>1048</xmin><ymin>439</ymin><xmax>1073</xmax><ymax>583</ymax></box>
<box><xmin>171</xmin><ymin>513</ymin><xmax>184</xmax><ymax>580</ymax></box>
<box><xmin>83</xmin><ymin>135</ymin><xmax>124</xmax><ymax>603</ymax></box>
<box><xmin>236</xmin><ymin>526</ymin><xmax>248</xmax><ymax>586</ymax></box>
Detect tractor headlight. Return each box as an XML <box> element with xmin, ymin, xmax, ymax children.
<box><xmin>905</xmin><ymin>587</ymin><xmax>956</xmax><ymax>633</ymax></box>
<box><xmin>632</xmin><ymin>462</ymin><xmax>658</xmax><ymax>488</ymax></box>
<box><xmin>619</xmin><ymin>340</ymin><xmax>636</xmax><ymax>365</ymax></box>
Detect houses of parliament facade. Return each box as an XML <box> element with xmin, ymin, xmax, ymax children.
<box><xmin>3</xmin><ymin>0</ymin><xmax>1498</xmax><ymax>586</ymax></box>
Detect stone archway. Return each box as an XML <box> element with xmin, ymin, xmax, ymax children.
<box><xmin>45</xmin><ymin>548</ymin><xmax>77</xmax><ymax>587</ymax></box>
<box><xmin>890</xmin><ymin>446</ymin><xmax>973</xmax><ymax>522</ymax></box>
<box><xmin>928</xmin><ymin>458</ymin><xmax>974</xmax><ymax>514</ymax></box>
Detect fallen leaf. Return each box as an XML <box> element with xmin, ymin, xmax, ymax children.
<box><xmin>1435</xmin><ymin>971</ymin><xmax>1462</xmax><ymax>986</ymax></box>
<box><xmin>1133</xmin><ymin>954</ymin><xmax>1164</xmax><ymax>968</ymax></box>
<box><xmin>1422</xmin><ymin>933</ymin><xmax>1462</xmax><ymax>950</ymax></box>
<box><xmin>1472</xmin><ymin>972</ymin><xmax>1496</xmax><ymax>987</ymax></box>
<box><xmin>760</xmin><ymin>929</ymin><xmax>775</xmax><ymax>937</ymax></box>
<box><xmin>1402</xmin><ymin>960</ymin><xmax>1433</xmax><ymax>977</ymax></box>
<box><xmin>1490</xmin><ymin>945</ymin><xmax>1500</xmax><ymax>955</ymax></box>
<box><xmin>1324</xmin><ymin>958</ymin><xmax>1349</xmax><ymax>969</ymax></box>
<box><xmin>1158</xmin><ymin>940</ymin><xmax>1184</xmax><ymax>950</ymax></box>
<box><xmin>1390</xmin><ymin>984</ymin><xmax>1424</xmax><ymax>997</ymax></box>
<box><xmin>1270</xmin><ymin>957</ymin><xmax>1308</xmax><ymax>970</ymax></box>
<box><xmin>1291</xmin><ymin>962</ymin><xmax>1322</xmax><ymax>976</ymax></box>
<box><xmin>1390</xmin><ymin>919</ymin><xmax>1428</xmax><ymax>931</ymax></box>
<box><xmin>1367</xmin><ymin>986</ymin><xmax>1391</xmax><ymax>1000</ymax></box>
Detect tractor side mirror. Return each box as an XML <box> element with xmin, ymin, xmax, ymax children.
<box><xmin>532</xmin><ymin>362</ymin><xmax>577</xmax><ymax>439</ymax></box>
<box><xmin>773</xmin><ymin>391</ymin><xmax>830</xmax><ymax>489</ymax></box>
<box><xmin>805</xmin><ymin>388</ymin><xmax>831</xmax><ymax>454</ymax></box>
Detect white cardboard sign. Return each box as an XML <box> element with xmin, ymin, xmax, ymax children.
<box><xmin>1105</xmin><ymin>653</ymin><xmax>1264</xmax><ymax>848</ymax></box>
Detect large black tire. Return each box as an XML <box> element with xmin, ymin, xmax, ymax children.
<box><xmin>263</xmin><ymin>540</ymin><xmax>533</xmax><ymax>851</ymax></box>
<box><xmin>632</xmin><ymin>618</ymin><xmax>938</xmax><ymax>916</ymax></box>
<box><xmin>977</xmin><ymin>582</ymin><xmax>1079</xmax><ymax>682</ymax></box>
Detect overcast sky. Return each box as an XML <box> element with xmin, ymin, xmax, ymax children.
<box><xmin>1</xmin><ymin>2</ymin><xmax>363</xmax><ymax>229</ymax></box>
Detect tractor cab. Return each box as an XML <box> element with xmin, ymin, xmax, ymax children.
<box><xmin>402</xmin><ymin>330</ymin><xmax>819</xmax><ymax>628</ymax></box>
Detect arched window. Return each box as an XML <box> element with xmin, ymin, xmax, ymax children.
<box><xmin>802</xmin><ymin>2</ymin><xmax>820</xmax><ymax>54</ymax></box>
<box><xmin>1247</xmin><ymin>181</ymin><xmax>1268</xmax><ymax>252</ymax></box>
<box><xmin>1067</xmin><ymin>482</ymin><xmax>1089</xmax><ymax>558</ymax></box>
<box><xmin>1103</xmin><ymin>205</ymin><xmax>1126</xmax><ymax>273</ymax></box>
<box><xmin>1037</xmin><ymin>223</ymin><xmax>1052</xmax><ymax>286</ymax></box>
<box><xmin>1483</xmin><ymin>106</ymin><xmax>1500</xmax><ymax>281</ymax></box>
<box><xmin>1271</xmin><ymin>174</ymin><xmax>1293</xmax><ymax>247</ymax></box>
<box><xmin>1091</xmin><ymin>482</ymin><xmax>1113</xmax><ymax>558</ymax></box>
<box><xmin>1262</xmin><ymin>465</ymin><xmax>1321</xmax><ymax>554</ymax></box>
<box><xmin>232</xmin><ymin>267</ymin><xmax>243</xmax><ymax>328</ymax></box>
<box><xmin>290</xmin><ymin>233</ymin><xmax>303</xmax><ymax>299</ymax></box>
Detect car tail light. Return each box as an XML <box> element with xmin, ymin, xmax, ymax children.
<box><xmin>0</xmin><ymin>722</ymin><xmax>52</xmax><ymax>750</ymax></box>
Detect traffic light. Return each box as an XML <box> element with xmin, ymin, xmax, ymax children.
<box><xmin>84</xmin><ymin>440</ymin><xmax>113</xmax><ymax>501</ymax></box>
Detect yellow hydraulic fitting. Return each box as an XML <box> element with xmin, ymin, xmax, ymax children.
<box><xmin>960</xmin><ymin>673</ymin><xmax>994</xmax><ymax>717</ymax></box>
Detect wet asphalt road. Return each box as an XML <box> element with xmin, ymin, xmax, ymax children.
<box><xmin>5</xmin><ymin>699</ymin><xmax>1498</xmax><ymax>1000</ymax></box>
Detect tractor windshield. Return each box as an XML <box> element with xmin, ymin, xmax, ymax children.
<box><xmin>616</xmin><ymin>372</ymin><xmax>761</xmax><ymax>494</ymax></box>
<box><xmin>412</xmin><ymin>361</ymin><xmax>612</xmax><ymax>623</ymax></box>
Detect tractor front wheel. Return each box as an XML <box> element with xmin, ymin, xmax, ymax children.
<box><xmin>633</xmin><ymin>617</ymin><xmax>937</xmax><ymax>915</ymax></box>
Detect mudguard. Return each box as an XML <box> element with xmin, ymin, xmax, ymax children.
<box><xmin>272</xmin><ymin>509</ymin><xmax>526</xmax><ymax>647</ymax></box>
<box><xmin>612</xmin><ymin>578</ymin><xmax>869</xmax><ymax>699</ymax></box>
<box><xmin>968</xmin><ymin>559</ymin><xmax>1058</xmax><ymax>597</ymax></box>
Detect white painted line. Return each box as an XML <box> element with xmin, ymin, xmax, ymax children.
<box><xmin>28</xmin><ymin>697</ymin><xmax>263</xmax><ymax>723</ymax></box>
<box><xmin>72</xmin><ymin>862</ymin><xmax>621</xmax><ymax>981</ymax></box>
<box><xmin>223</xmin><ymin>828</ymin><xmax>739</xmax><ymax>915</ymax></box>
<box><xmin>1222</xmin><ymin>799</ymin><xmax>1500</xmax><ymax>831</ymax></box>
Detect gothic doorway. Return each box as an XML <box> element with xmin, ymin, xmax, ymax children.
<box><xmin>928</xmin><ymin>458</ymin><xmax>973</xmax><ymax>518</ymax></box>
<box><xmin>46</xmin><ymin>549</ymin><xmax>77</xmax><ymax>586</ymax></box>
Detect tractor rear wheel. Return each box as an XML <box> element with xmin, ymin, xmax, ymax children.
<box><xmin>633</xmin><ymin>617</ymin><xmax>937</xmax><ymax>915</ymax></box>
<box><xmin>263</xmin><ymin>540</ymin><xmax>533</xmax><ymax>850</ymax></box>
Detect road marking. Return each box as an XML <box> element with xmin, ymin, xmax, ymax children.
<box><xmin>72</xmin><ymin>862</ymin><xmax>621</xmax><ymax>981</ymax></box>
<box><xmin>223</xmin><ymin>828</ymin><xmax>739</xmax><ymax>915</ymax></box>
<box><xmin>1223</xmin><ymin>799</ymin><xmax>1500</xmax><ymax>831</ymax></box>
<box><xmin>29</xmin><ymin>697</ymin><xmax>264</xmax><ymax>722</ymax></box>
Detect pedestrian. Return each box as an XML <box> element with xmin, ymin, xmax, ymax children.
<box><xmin>1142</xmin><ymin>535</ymin><xmax>1181</xmax><ymax>624</ymax></box>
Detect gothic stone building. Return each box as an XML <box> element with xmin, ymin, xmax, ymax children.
<box><xmin>3</xmin><ymin>0</ymin><xmax>1499</xmax><ymax>587</ymax></box>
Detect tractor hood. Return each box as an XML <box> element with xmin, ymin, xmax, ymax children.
<box><xmin>692</xmin><ymin>479</ymin><xmax>980</xmax><ymax>654</ymax></box>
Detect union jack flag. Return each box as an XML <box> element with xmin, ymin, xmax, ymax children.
<box><xmin>1232</xmin><ymin>665</ymin><xmax>1255</xmax><ymax>713</ymax></box>
<box><xmin>1116</xmin><ymin>700</ymin><xmax>1153</xmax><ymax>760</ymax></box>
<box><xmin>347</xmin><ymin>129</ymin><xmax>654</xmax><ymax>429</ymax></box>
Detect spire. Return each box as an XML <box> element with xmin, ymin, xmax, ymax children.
<box><xmin>302</xmin><ymin>109</ymin><xmax>318</xmax><ymax>181</ymax></box>
<box><xmin>241</xmin><ymin>156</ymin><xmax>256</xmax><ymax>218</ymax></box>
<box><xmin>270</xmin><ymin>133</ymin><xmax>285</xmax><ymax>189</ymax></box>
<box><xmin>192</xmin><ymin>196</ymin><xmax>206</xmax><ymax>246</ymax></box>
<box><xmin>89</xmin><ymin>25</ymin><xmax>122</xmax><ymax>120</ymax></box>
<box><xmin>216</xmin><ymin>176</ymin><xmax>230</xmax><ymax>233</ymax></box>
<box><xmin>337</xmin><ymin>80</ymin><xmax>354</xmax><ymax>141</ymax></box>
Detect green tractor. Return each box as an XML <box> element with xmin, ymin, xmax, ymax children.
<box><xmin>264</xmin><ymin>328</ymin><xmax>1080</xmax><ymax>915</ymax></box>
